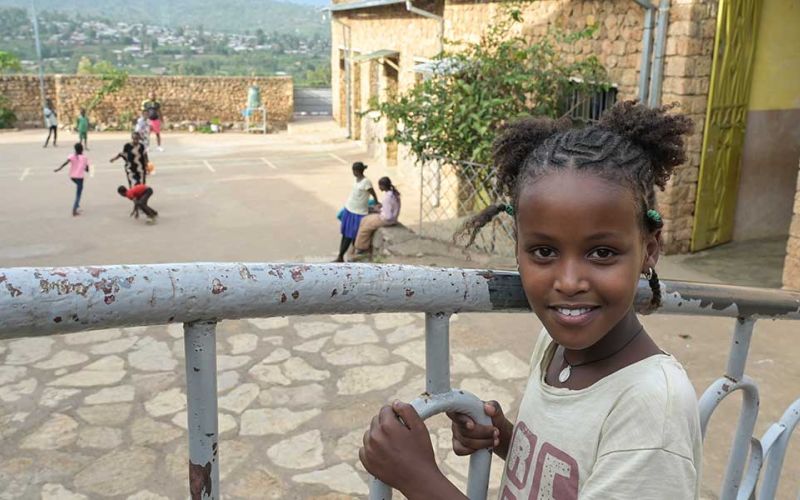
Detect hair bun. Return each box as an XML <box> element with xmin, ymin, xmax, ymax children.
<box><xmin>492</xmin><ymin>116</ymin><xmax>570</xmax><ymax>196</ymax></box>
<box><xmin>598</xmin><ymin>100</ymin><xmax>694</xmax><ymax>189</ymax></box>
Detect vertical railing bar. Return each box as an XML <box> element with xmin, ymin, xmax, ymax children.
<box><xmin>726</xmin><ymin>318</ymin><xmax>755</xmax><ymax>382</ymax></box>
<box><xmin>184</xmin><ymin>320</ymin><xmax>220</xmax><ymax>500</ymax></box>
<box><xmin>425</xmin><ymin>312</ymin><xmax>451</xmax><ymax>395</ymax></box>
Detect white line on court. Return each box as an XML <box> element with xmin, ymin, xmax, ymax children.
<box><xmin>19</xmin><ymin>168</ymin><xmax>30</xmax><ymax>181</ymax></box>
<box><xmin>261</xmin><ymin>157</ymin><xmax>278</xmax><ymax>170</ymax></box>
<box><xmin>203</xmin><ymin>160</ymin><xmax>216</xmax><ymax>173</ymax></box>
<box><xmin>328</xmin><ymin>153</ymin><xmax>348</xmax><ymax>165</ymax></box>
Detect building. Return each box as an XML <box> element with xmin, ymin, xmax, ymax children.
<box><xmin>328</xmin><ymin>0</ymin><xmax>800</xmax><ymax>286</ymax></box>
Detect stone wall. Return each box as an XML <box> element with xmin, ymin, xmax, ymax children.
<box><xmin>782</xmin><ymin>158</ymin><xmax>800</xmax><ymax>289</ymax></box>
<box><xmin>332</xmin><ymin>0</ymin><xmax>718</xmax><ymax>254</ymax></box>
<box><xmin>0</xmin><ymin>75</ymin><xmax>293</xmax><ymax>130</ymax></box>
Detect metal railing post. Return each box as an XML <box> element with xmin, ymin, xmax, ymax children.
<box><xmin>425</xmin><ymin>312</ymin><xmax>451</xmax><ymax>395</ymax></box>
<box><xmin>726</xmin><ymin>318</ymin><xmax>755</xmax><ymax>381</ymax></box>
<box><xmin>184</xmin><ymin>320</ymin><xmax>220</xmax><ymax>500</ymax></box>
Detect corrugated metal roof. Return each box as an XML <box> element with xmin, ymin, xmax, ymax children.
<box><xmin>326</xmin><ymin>0</ymin><xmax>405</xmax><ymax>13</ymax></box>
<box><xmin>353</xmin><ymin>49</ymin><xmax>401</xmax><ymax>62</ymax></box>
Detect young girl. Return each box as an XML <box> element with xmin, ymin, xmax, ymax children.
<box><xmin>54</xmin><ymin>143</ymin><xmax>90</xmax><ymax>216</ymax></box>
<box><xmin>358</xmin><ymin>101</ymin><xmax>702</xmax><ymax>499</ymax></box>
<box><xmin>354</xmin><ymin>176</ymin><xmax>401</xmax><ymax>256</ymax></box>
<box><xmin>43</xmin><ymin>98</ymin><xmax>58</xmax><ymax>148</ymax></box>
<box><xmin>334</xmin><ymin>161</ymin><xmax>378</xmax><ymax>262</ymax></box>
<box><xmin>110</xmin><ymin>133</ymin><xmax>148</xmax><ymax>187</ymax></box>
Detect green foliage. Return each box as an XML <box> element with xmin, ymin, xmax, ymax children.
<box><xmin>0</xmin><ymin>51</ymin><xmax>21</xmax><ymax>128</ymax></box>
<box><xmin>371</xmin><ymin>10</ymin><xmax>608</xmax><ymax>166</ymax></box>
<box><xmin>0</xmin><ymin>95</ymin><xmax>17</xmax><ymax>128</ymax></box>
<box><xmin>0</xmin><ymin>51</ymin><xmax>22</xmax><ymax>73</ymax></box>
<box><xmin>80</xmin><ymin>59</ymin><xmax>129</xmax><ymax>112</ymax></box>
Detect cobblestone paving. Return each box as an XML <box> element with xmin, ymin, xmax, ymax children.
<box><xmin>0</xmin><ymin>313</ymin><xmax>530</xmax><ymax>499</ymax></box>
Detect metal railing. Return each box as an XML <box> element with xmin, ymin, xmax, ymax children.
<box><xmin>1</xmin><ymin>263</ymin><xmax>799</xmax><ymax>499</ymax></box>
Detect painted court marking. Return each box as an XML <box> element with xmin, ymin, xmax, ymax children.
<box><xmin>261</xmin><ymin>158</ymin><xmax>278</xmax><ymax>170</ymax></box>
<box><xmin>19</xmin><ymin>168</ymin><xmax>30</xmax><ymax>181</ymax></box>
<box><xmin>328</xmin><ymin>153</ymin><xmax>348</xmax><ymax>165</ymax></box>
<box><xmin>203</xmin><ymin>160</ymin><xmax>216</xmax><ymax>173</ymax></box>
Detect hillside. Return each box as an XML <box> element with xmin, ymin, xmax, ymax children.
<box><xmin>0</xmin><ymin>0</ymin><xmax>329</xmax><ymax>36</ymax></box>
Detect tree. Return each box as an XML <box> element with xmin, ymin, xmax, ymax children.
<box><xmin>371</xmin><ymin>10</ymin><xmax>608</xmax><ymax>166</ymax></box>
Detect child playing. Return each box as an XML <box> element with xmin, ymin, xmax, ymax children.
<box><xmin>118</xmin><ymin>184</ymin><xmax>158</xmax><ymax>224</ymax></box>
<box><xmin>354</xmin><ymin>176</ymin><xmax>401</xmax><ymax>257</ymax></box>
<box><xmin>358</xmin><ymin>101</ymin><xmax>702</xmax><ymax>499</ymax></box>
<box><xmin>43</xmin><ymin>98</ymin><xmax>58</xmax><ymax>148</ymax></box>
<box><xmin>53</xmin><ymin>143</ymin><xmax>89</xmax><ymax>216</ymax></box>
<box><xmin>334</xmin><ymin>161</ymin><xmax>378</xmax><ymax>262</ymax></box>
<box><xmin>135</xmin><ymin>111</ymin><xmax>150</xmax><ymax>150</ymax></box>
<box><xmin>76</xmin><ymin>108</ymin><xmax>89</xmax><ymax>150</ymax></box>
<box><xmin>110</xmin><ymin>133</ymin><xmax>148</xmax><ymax>187</ymax></box>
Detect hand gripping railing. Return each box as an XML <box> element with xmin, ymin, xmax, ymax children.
<box><xmin>1</xmin><ymin>263</ymin><xmax>800</xmax><ymax>499</ymax></box>
<box><xmin>368</xmin><ymin>313</ymin><xmax>493</xmax><ymax>500</ymax></box>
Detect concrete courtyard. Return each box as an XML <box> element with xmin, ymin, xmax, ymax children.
<box><xmin>0</xmin><ymin>122</ymin><xmax>798</xmax><ymax>499</ymax></box>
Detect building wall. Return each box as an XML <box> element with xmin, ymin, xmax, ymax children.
<box><xmin>0</xmin><ymin>75</ymin><xmax>293</xmax><ymax>130</ymax></box>
<box><xmin>734</xmin><ymin>0</ymin><xmax>800</xmax><ymax>242</ymax></box>
<box><xmin>783</xmin><ymin>159</ymin><xmax>800</xmax><ymax>289</ymax></box>
<box><xmin>331</xmin><ymin>0</ymin><xmax>719</xmax><ymax>254</ymax></box>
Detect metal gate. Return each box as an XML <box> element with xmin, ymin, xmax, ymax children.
<box><xmin>293</xmin><ymin>88</ymin><xmax>333</xmax><ymax>117</ymax></box>
<box><xmin>691</xmin><ymin>0</ymin><xmax>763</xmax><ymax>251</ymax></box>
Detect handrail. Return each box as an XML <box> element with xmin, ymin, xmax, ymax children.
<box><xmin>2</xmin><ymin>263</ymin><xmax>800</xmax><ymax>339</ymax></box>
<box><xmin>1</xmin><ymin>263</ymin><xmax>799</xmax><ymax>499</ymax></box>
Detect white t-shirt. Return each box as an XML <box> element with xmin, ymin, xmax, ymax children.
<box><xmin>345</xmin><ymin>177</ymin><xmax>373</xmax><ymax>215</ymax></box>
<box><xmin>498</xmin><ymin>329</ymin><xmax>702</xmax><ymax>500</ymax></box>
<box><xmin>44</xmin><ymin>107</ymin><xmax>57</xmax><ymax>128</ymax></box>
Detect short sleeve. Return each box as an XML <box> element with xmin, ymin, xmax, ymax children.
<box><xmin>361</xmin><ymin>178</ymin><xmax>373</xmax><ymax>191</ymax></box>
<box><xmin>580</xmin><ymin>448</ymin><xmax>697</xmax><ymax>499</ymax></box>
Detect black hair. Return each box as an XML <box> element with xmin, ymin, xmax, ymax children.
<box><xmin>459</xmin><ymin>100</ymin><xmax>693</xmax><ymax>309</ymax></box>
<box><xmin>74</xmin><ymin>143</ymin><xmax>83</xmax><ymax>155</ymax></box>
<box><xmin>352</xmin><ymin>161</ymin><xmax>367</xmax><ymax>172</ymax></box>
<box><xmin>378</xmin><ymin>176</ymin><xmax>400</xmax><ymax>197</ymax></box>
<box><xmin>117</xmin><ymin>186</ymin><xmax>127</xmax><ymax>196</ymax></box>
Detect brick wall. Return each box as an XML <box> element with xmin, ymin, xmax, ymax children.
<box><xmin>0</xmin><ymin>75</ymin><xmax>293</xmax><ymax>130</ymax></box>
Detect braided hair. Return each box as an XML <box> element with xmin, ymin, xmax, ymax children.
<box><xmin>459</xmin><ymin>100</ymin><xmax>693</xmax><ymax>309</ymax></box>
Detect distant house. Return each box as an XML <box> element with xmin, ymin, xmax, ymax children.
<box><xmin>328</xmin><ymin>0</ymin><xmax>800</xmax><ymax>284</ymax></box>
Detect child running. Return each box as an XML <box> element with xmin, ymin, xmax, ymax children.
<box><xmin>118</xmin><ymin>184</ymin><xmax>158</xmax><ymax>224</ymax></box>
<box><xmin>334</xmin><ymin>161</ymin><xmax>378</xmax><ymax>262</ymax></box>
<box><xmin>110</xmin><ymin>133</ymin><xmax>148</xmax><ymax>187</ymax></box>
<box><xmin>358</xmin><ymin>101</ymin><xmax>701</xmax><ymax>499</ymax></box>
<box><xmin>53</xmin><ymin>142</ymin><xmax>90</xmax><ymax>216</ymax></box>
<box><xmin>76</xmin><ymin>108</ymin><xmax>89</xmax><ymax>150</ymax></box>
<box><xmin>135</xmin><ymin>111</ymin><xmax>150</xmax><ymax>150</ymax></box>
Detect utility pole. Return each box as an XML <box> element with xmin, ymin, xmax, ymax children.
<box><xmin>30</xmin><ymin>0</ymin><xmax>46</xmax><ymax>122</ymax></box>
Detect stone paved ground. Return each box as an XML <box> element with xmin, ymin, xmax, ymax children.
<box><xmin>0</xmin><ymin>312</ymin><xmax>538</xmax><ymax>499</ymax></box>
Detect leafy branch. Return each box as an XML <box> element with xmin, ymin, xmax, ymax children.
<box><xmin>370</xmin><ymin>9</ymin><xmax>609</xmax><ymax>167</ymax></box>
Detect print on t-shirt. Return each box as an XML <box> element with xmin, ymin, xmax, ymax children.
<box><xmin>501</xmin><ymin>422</ymin><xmax>579</xmax><ymax>500</ymax></box>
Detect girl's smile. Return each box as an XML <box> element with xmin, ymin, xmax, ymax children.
<box><xmin>516</xmin><ymin>170</ymin><xmax>658</xmax><ymax>352</ymax></box>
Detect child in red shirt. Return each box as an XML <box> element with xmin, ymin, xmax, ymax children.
<box><xmin>117</xmin><ymin>184</ymin><xmax>158</xmax><ymax>223</ymax></box>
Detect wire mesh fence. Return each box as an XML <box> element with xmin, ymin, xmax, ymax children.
<box><xmin>418</xmin><ymin>157</ymin><xmax>516</xmax><ymax>257</ymax></box>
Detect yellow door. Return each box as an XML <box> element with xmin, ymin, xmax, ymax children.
<box><xmin>691</xmin><ymin>0</ymin><xmax>763</xmax><ymax>251</ymax></box>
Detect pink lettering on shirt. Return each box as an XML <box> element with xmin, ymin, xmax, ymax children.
<box><xmin>501</xmin><ymin>422</ymin><xmax>579</xmax><ymax>500</ymax></box>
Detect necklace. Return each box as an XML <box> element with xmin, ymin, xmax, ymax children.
<box><xmin>557</xmin><ymin>326</ymin><xmax>645</xmax><ymax>383</ymax></box>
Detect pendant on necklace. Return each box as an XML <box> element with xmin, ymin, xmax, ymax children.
<box><xmin>558</xmin><ymin>365</ymin><xmax>571</xmax><ymax>383</ymax></box>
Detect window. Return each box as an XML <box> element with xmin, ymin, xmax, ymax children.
<box><xmin>560</xmin><ymin>78</ymin><xmax>618</xmax><ymax>124</ymax></box>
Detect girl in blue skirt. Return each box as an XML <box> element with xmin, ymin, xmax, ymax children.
<box><xmin>335</xmin><ymin>161</ymin><xmax>378</xmax><ymax>262</ymax></box>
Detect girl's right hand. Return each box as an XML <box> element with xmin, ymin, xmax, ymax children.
<box><xmin>447</xmin><ymin>400</ymin><xmax>513</xmax><ymax>460</ymax></box>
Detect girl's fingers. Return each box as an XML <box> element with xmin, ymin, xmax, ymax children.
<box><xmin>452</xmin><ymin>420</ymin><xmax>496</xmax><ymax>440</ymax></box>
<box><xmin>446</xmin><ymin>411</ymin><xmax>475</xmax><ymax>430</ymax></box>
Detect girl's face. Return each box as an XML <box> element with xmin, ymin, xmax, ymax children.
<box><xmin>353</xmin><ymin>168</ymin><xmax>364</xmax><ymax>178</ymax></box>
<box><xmin>516</xmin><ymin>170</ymin><xmax>659</xmax><ymax>351</ymax></box>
